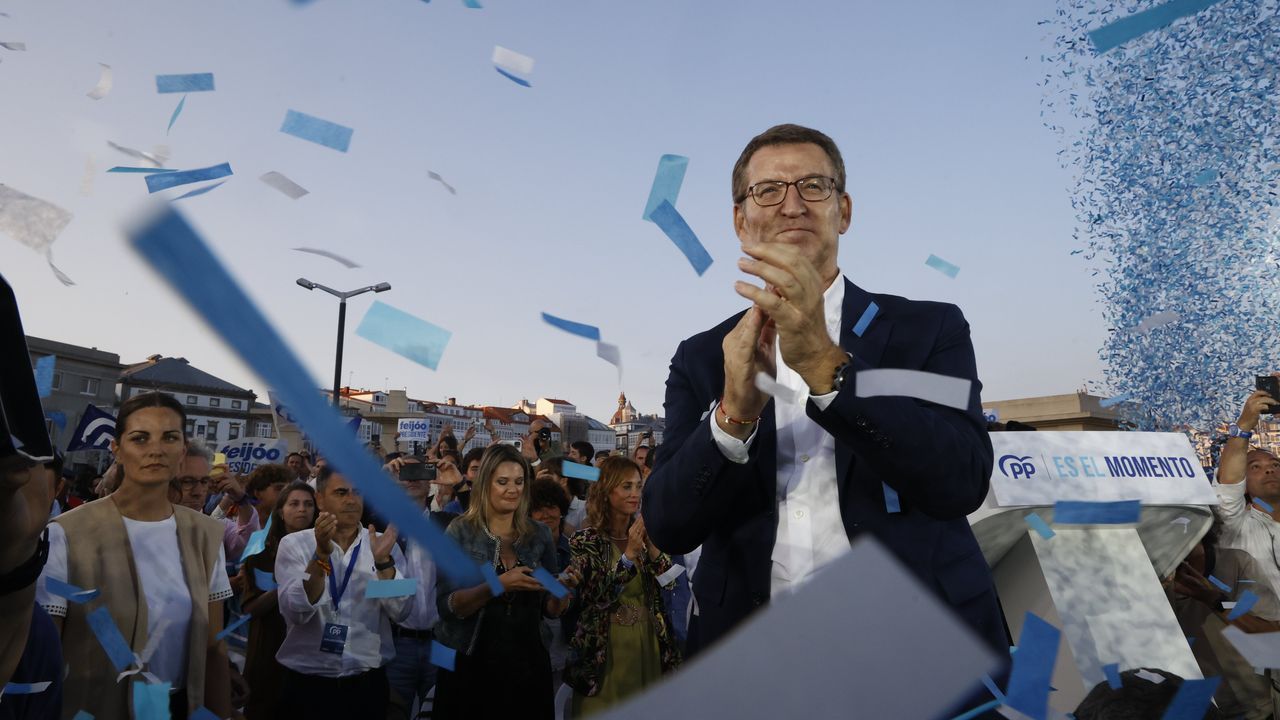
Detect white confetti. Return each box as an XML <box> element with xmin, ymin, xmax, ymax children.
<box><xmin>0</xmin><ymin>184</ymin><xmax>72</xmax><ymax>254</ymax></box>
<box><xmin>657</xmin><ymin>564</ymin><xmax>687</xmax><ymax>586</ymax></box>
<box><xmin>106</xmin><ymin>141</ymin><xmax>166</xmax><ymax>168</ymax></box>
<box><xmin>854</xmin><ymin>369</ymin><xmax>972</xmax><ymax>411</ymax></box>
<box><xmin>86</xmin><ymin>62</ymin><xmax>112</xmax><ymax>100</ymax></box>
<box><xmin>492</xmin><ymin>45</ymin><xmax>534</xmax><ymax>76</ymax></box>
<box><xmin>0</xmin><ymin>42</ymin><xmax>26</xmax><ymax>51</ymax></box>
<box><xmin>260</xmin><ymin>171</ymin><xmax>309</xmax><ymax>199</ymax></box>
<box><xmin>754</xmin><ymin>371</ymin><xmax>802</xmax><ymax>404</ymax></box>
<box><xmin>1134</xmin><ymin>310</ymin><xmax>1180</xmax><ymax>335</ymax></box>
<box><xmin>1135</xmin><ymin>669</ymin><xmax>1165</xmax><ymax>684</ymax></box>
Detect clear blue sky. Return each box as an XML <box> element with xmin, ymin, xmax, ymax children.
<box><xmin>0</xmin><ymin>0</ymin><xmax>1103</xmax><ymax>423</ymax></box>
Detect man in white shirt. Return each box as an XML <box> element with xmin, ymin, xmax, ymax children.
<box><xmin>1213</xmin><ymin>384</ymin><xmax>1280</xmax><ymax>600</ymax></box>
<box><xmin>381</xmin><ymin>456</ymin><xmax>444</xmax><ymax>720</ymax></box>
<box><xmin>275</xmin><ymin>467</ymin><xmax>412</xmax><ymax>719</ymax></box>
<box><xmin>642</xmin><ymin>124</ymin><xmax>1003</xmax><ymax>658</ymax></box>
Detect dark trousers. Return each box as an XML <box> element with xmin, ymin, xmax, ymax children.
<box><xmin>278</xmin><ymin>666</ymin><xmax>389</xmax><ymax>720</ymax></box>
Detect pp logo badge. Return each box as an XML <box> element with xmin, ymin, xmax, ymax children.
<box><xmin>998</xmin><ymin>454</ymin><xmax>1036</xmax><ymax>479</ymax></box>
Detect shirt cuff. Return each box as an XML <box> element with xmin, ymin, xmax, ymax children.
<box><xmin>810</xmin><ymin>390</ymin><xmax>838</xmax><ymax>411</ymax></box>
<box><xmin>708</xmin><ymin>402</ymin><xmax>755</xmax><ymax>464</ymax></box>
<box><xmin>1215</xmin><ymin>481</ymin><xmax>1247</xmax><ymax>499</ymax></box>
<box><xmin>619</xmin><ymin>553</ymin><xmax>635</xmax><ymax>568</ymax></box>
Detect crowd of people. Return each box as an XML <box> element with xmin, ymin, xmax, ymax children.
<box><xmin>5</xmin><ymin>124</ymin><xmax>1280</xmax><ymax>720</ymax></box>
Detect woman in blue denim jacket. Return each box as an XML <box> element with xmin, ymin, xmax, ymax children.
<box><xmin>433</xmin><ymin>444</ymin><xmax>577</xmax><ymax>719</ymax></box>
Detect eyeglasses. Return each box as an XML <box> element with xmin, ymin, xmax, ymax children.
<box><xmin>178</xmin><ymin>477</ymin><xmax>210</xmax><ymax>489</ymax></box>
<box><xmin>742</xmin><ymin>176</ymin><xmax>838</xmax><ymax>207</ymax></box>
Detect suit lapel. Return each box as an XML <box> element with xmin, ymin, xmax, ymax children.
<box><xmin>834</xmin><ymin>278</ymin><xmax>890</xmax><ymax>497</ymax></box>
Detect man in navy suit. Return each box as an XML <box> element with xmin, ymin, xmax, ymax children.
<box><xmin>641</xmin><ymin>124</ymin><xmax>1006</xmax><ymax>658</ymax></box>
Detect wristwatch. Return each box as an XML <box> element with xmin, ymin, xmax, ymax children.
<box><xmin>374</xmin><ymin>557</ymin><xmax>397</xmax><ymax>572</ymax></box>
<box><xmin>830</xmin><ymin>352</ymin><xmax>856</xmax><ymax>393</ymax></box>
<box><xmin>1228</xmin><ymin>424</ymin><xmax>1254</xmax><ymax>440</ymax></box>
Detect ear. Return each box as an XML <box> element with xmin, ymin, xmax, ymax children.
<box><xmin>837</xmin><ymin>192</ymin><xmax>852</xmax><ymax>234</ymax></box>
<box><xmin>109</xmin><ymin>439</ymin><xmax>119</xmax><ymax>457</ymax></box>
<box><xmin>733</xmin><ymin>202</ymin><xmax>749</xmax><ymax>244</ymax></box>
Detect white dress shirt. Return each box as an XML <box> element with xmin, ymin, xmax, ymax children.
<box><xmin>275</xmin><ymin>528</ymin><xmax>413</xmax><ymax>677</ymax></box>
<box><xmin>710</xmin><ymin>275</ymin><xmax>849</xmax><ymax>597</ymax></box>
<box><xmin>1214</xmin><ymin>481</ymin><xmax>1280</xmax><ymax>604</ymax></box>
<box><xmin>398</xmin><ymin>507</ymin><xmax>440</xmax><ymax>631</ymax></box>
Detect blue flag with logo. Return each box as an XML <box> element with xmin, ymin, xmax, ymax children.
<box><xmin>66</xmin><ymin>404</ymin><xmax>116</xmax><ymax>451</ymax></box>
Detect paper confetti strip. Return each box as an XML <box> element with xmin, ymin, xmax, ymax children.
<box><xmin>1207</xmin><ymin>575</ymin><xmax>1231</xmax><ymax>593</ymax></box>
<box><xmin>109</xmin><ymin>167</ymin><xmax>177</xmax><ymax>174</ymax></box>
<box><xmin>34</xmin><ymin>355</ymin><xmax>54</xmax><ymax>398</ymax></box>
<box><xmin>492</xmin><ymin>45</ymin><xmax>534</xmax><ymax>86</ymax></box>
<box><xmin>0</xmin><ymin>42</ymin><xmax>26</xmax><ymax>51</ymax></box>
<box><xmin>596</xmin><ymin>341</ymin><xmax>622</xmax><ymax>371</ymax></box>
<box><xmin>853</xmin><ymin>369</ymin><xmax>972</xmax><ymax>411</ymax></box>
<box><xmin>1024</xmin><ymin>512</ymin><xmax>1055</xmax><ymax>540</ymax></box>
<box><xmin>0</xmin><ymin>184</ymin><xmax>73</xmax><ymax>253</ymax></box>
<box><xmin>1134</xmin><ymin>310</ymin><xmax>1179</xmax><ymax>334</ymax></box>
<box><xmin>481</xmin><ymin>564</ymin><xmax>504</xmax><ymax>596</ymax></box>
<box><xmin>1135</xmin><ymin>669</ymin><xmax>1165</xmax><ymax>684</ymax></box>
<box><xmin>531</xmin><ymin>567</ymin><xmax>568</xmax><ymax>599</ymax></box>
<box><xmin>1003</xmin><ymin>612</ymin><xmax>1060</xmax><ymax>720</ymax></box>
<box><xmin>253</xmin><ymin>569</ymin><xmax>277</xmax><ymax>591</ymax></box>
<box><xmin>561</xmin><ymin>460</ymin><xmax>600</xmax><ymax>483</ymax></box>
<box><xmin>167</xmin><ymin>95</ymin><xmax>187</xmax><ymax>134</ymax></box>
<box><xmin>882</xmin><ymin>483</ymin><xmax>901</xmax><ymax>513</ymax></box>
<box><xmin>1052</xmin><ymin>500</ymin><xmax>1141</xmax><ymax>525</ymax></box>
<box><xmin>145</xmin><ymin>163</ymin><xmax>233</xmax><ymax>193</ymax></box>
<box><xmin>430</xmin><ymin>640</ymin><xmax>457</xmax><ymax>670</ymax></box>
<box><xmin>107</xmin><ymin>141</ymin><xmax>166</xmax><ymax>167</ymax></box>
<box><xmin>240</xmin><ymin>514</ymin><xmax>272</xmax><ymax>562</ymax></box>
<box><xmin>86</xmin><ymin>63</ymin><xmax>112</xmax><ymax>99</ymax></box>
<box><xmin>45</xmin><ymin>576</ymin><xmax>100</xmax><ymax>604</ymax></box>
<box><xmin>541</xmin><ymin>312</ymin><xmax>601</xmax><ymax>341</ymax></box>
<box><xmin>643</xmin><ymin>154</ymin><xmax>688</xmax><ymax>221</ymax></box>
<box><xmin>924</xmin><ymin>254</ymin><xmax>960</xmax><ymax>278</ymax></box>
<box><xmin>649</xmin><ymin>200</ymin><xmax>713</xmax><ymax>276</ymax></box>
<box><xmin>1226</xmin><ymin>590</ymin><xmax>1259</xmax><ymax>621</ymax></box>
<box><xmin>355</xmin><ymin>301</ymin><xmax>452</xmax><ymax>371</ymax></box>
<box><xmin>156</xmin><ymin>72</ymin><xmax>214</xmax><ymax>93</ymax></box>
<box><xmin>261</xmin><ymin>171</ymin><xmax>309</xmax><ymax>199</ymax></box>
<box><xmin>1254</xmin><ymin>498</ymin><xmax>1274</xmax><ymax>513</ymax></box>
<box><xmin>1098</xmin><ymin>392</ymin><xmax>1134</xmax><ymax>408</ymax></box>
<box><xmin>365</xmin><ymin>577</ymin><xmax>418</xmax><ymax>598</ymax></box>
<box><xmin>172</xmin><ymin>181</ymin><xmax>226</xmax><ymax>201</ymax></box>
<box><xmin>656</xmin><ymin>564</ymin><xmax>686</xmax><ymax>586</ymax></box>
<box><xmin>852</xmin><ymin>302</ymin><xmax>878</xmax><ymax>337</ymax></box>
<box><xmin>280</xmin><ymin>110</ymin><xmax>353</xmax><ymax>152</ymax></box>
<box><xmin>1158</xmin><ymin>677</ymin><xmax>1221</xmax><ymax>720</ymax></box>
<box><xmin>427</xmin><ymin>171</ymin><xmax>456</xmax><ymax>195</ymax></box>
<box><xmin>87</xmin><ymin>607</ymin><xmax>136</xmax><ymax>672</ymax></box>
<box><xmin>215</xmin><ymin>613</ymin><xmax>250</xmax><ymax>641</ymax></box>
<box><xmin>1222</xmin><ymin>625</ymin><xmax>1280</xmax><ymax>669</ymax></box>
<box><xmin>132</xmin><ymin>681</ymin><xmax>171</xmax><ymax>720</ymax></box>
<box><xmin>293</xmin><ymin>247</ymin><xmax>359</xmax><ymax>268</ymax></box>
<box><xmin>3</xmin><ymin>681</ymin><xmax>52</xmax><ymax>695</ymax></box>
<box><xmin>1087</xmin><ymin>0</ymin><xmax>1225</xmax><ymax>54</ymax></box>
<box><xmin>1102</xmin><ymin>662</ymin><xmax>1122</xmax><ymax>689</ymax></box>
<box><xmin>753</xmin><ymin>371</ymin><xmax>801</xmax><ymax>404</ymax></box>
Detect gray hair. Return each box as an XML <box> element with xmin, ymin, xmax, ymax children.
<box><xmin>185</xmin><ymin>437</ymin><xmax>215</xmax><ymax>464</ymax></box>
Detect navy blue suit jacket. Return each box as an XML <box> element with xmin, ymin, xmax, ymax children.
<box><xmin>642</xmin><ymin>278</ymin><xmax>1006</xmax><ymax>656</ymax></box>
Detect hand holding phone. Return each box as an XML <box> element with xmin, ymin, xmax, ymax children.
<box><xmin>1256</xmin><ymin>375</ymin><xmax>1280</xmax><ymax>414</ymax></box>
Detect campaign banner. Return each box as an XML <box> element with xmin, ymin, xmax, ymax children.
<box><xmin>989</xmin><ymin>431</ymin><xmax>1218</xmax><ymax>507</ymax></box>
<box><xmin>218</xmin><ymin>437</ymin><xmax>288</xmax><ymax>475</ymax></box>
<box><xmin>397</xmin><ymin>417</ymin><xmax>429</xmax><ymax>441</ymax></box>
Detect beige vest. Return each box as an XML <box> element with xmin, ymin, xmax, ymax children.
<box><xmin>55</xmin><ymin>497</ymin><xmax>224</xmax><ymax>720</ymax></box>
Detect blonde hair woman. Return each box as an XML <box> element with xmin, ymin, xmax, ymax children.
<box><xmin>432</xmin><ymin>444</ymin><xmax>575</xmax><ymax>719</ymax></box>
<box><xmin>565</xmin><ymin>456</ymin><xmax>680</xmax><ymax>716</ymax></box>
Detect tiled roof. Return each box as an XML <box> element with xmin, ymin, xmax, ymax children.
<box><xmin>121</xmin><ymin>356</ymin><xmax>252</xmax><ymax>396</ymax></box>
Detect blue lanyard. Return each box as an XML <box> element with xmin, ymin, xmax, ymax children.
<box><xmin>327</xmin><ymin>541</ymin><xmax>362</xmax><ymax>611</ymax></box>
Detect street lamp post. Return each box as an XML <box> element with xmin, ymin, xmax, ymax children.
<box><xmin>296</xmin><ymin>279</ymin><xmax>392</xmax><ymax>408</ymax></box>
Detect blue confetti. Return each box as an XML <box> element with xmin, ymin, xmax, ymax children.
<box><xmin>643</xmin><ymin>154</ymin><xmax>688</xmax><ymax>221</ymax></box>
<box><xmin>1192</xmin><ymin>168</ymin><xmax>1218</xmax><ymax>186</ymax></box>
<box><xmin>107</xmin><ymin>167</ymin><xmax>177</xmax><ymax>174</ymax></box>
<box><xmin>86</xmin><ymin>606</ymin><xmax>135</xmax><ymax>672</ymax></box>
<box><xmin>924</xmin><ymin>254</ymin><xmax>960</xmax><ymax>278</ymax></box>
<box><xmin>1254</xmin><ymin>498</ymin><xmax>1274</xmax><ymax>513</ymax></box>
<box><xmin>1087</xmin><ymin>0</ymin><xmax>1226</xmax><ymax>54</ymax></box>
<box><xmin>253</xmin><ymin>569</ymin><xmax>276</xmax><ymax>591</ymax></box>
<box><xmin>355</xmin><ymin>301</ymin><xmax>452</xmax><ymax>371</ymax></box>
<box><xmin>540</xmin><ymin>312</ymin><xmax>601</xmax><ymax>341</ymax></box>
<box><xmin>366</xmin><ymin>578</ymin><xmax>418</xmax><ymax>598</ymax></box>
<box><xmin>493</xmin><ymin>66</ymin><xmax>530</xmax><ymax>87</ymax></box>
<box><xmin>240</xmin><ymin>514</ymin><xmax>272</xmax><ymax>562</ymax></box>
<box><xmin>1043</xmin><ymin>0</ymin><xmax>1280</xmax><ymax>434</ymax></box>
<box><xmin>131</xmin><ymin>681</ymin><xmax>171</xmax><ymax>720</ymax></box>
<box><xmin>561</xmin><ymin>460</ymin><xmax>601</xmax><ymax>483</ymax></box>
<box><xmin>216</xmin><ymin>613</ymin><xmax>250</xmax><ymax>641</ymax></box>
<box><xmin>1004</xmin><ymin>612</ymin><xmax>1060</xmax><ymax>720</ymax></box>
<box><xmin>190</xmin><ymin>709</ymin><xmax>220</xmax><ymax>720</ymax></box>
<box><xmin>126</xmin><ymin>206</ymin><xmax>482</xmax><ymax>588</ymax></box>
<box><xmin>1159</xmin><ymin>676</ymin><xmax>1221</xmax><ymax>719</ymax></box>
<box><xmin>45</xmin><ymin>577</ymin><xmax>100</xmax><ymax>604</ymax></box>
<box><xmin>1227</xmin><ymin>589</ymin><xmax>1259</xmax><ymax>620</ymax></box>
<box><xmin>171</xmin><ymin>181</ymin><xmax>226</xmax><ymax>201</ymax></box>
<box><xmin>1054</xmin><ymin>500</ymin><xmax>1141</xmax><ymax>524</ymax></box>
<box><xmin>145</xmin><ymin>163</ymin><xmax>232</xmax><ymax>194</ymax></box>
<box><xmin>280</xmin><ymin>110</ymin><xmax>353</xmax><ymax>152</ymax></box>
<box><xmin>852</xmin><ymin>301</ymin><xmax>878</xmax><ymax>337</ymax></box>
<box><xmin>155</xmin><ymin>72</ymin><xmax>214</xmax><ymax>93</ymax></box>
<box><xmin>882</xmin><ymin>482</ymin><xmax>901</xmax><ymax>513</ymax></box>
<box><xmin>649</xmin><ymin>199</ymin><xmax>713</xmax><ymax>276</ymax></box>
<box><xmin>167</xmin><ymin>94</ymin><xmax>186</xmax><ymax>135</ymax></box>
<box><xmin>1102</xmin><ymin>662</ymin><xmax>1122</xmax><ymax>689</ymax></box>
<box><xmin>3</xmin><ymin>681</ymin><xmax>51</xmax><ymax>694</ymax></box>
<box><xmin>531</xmin><ymin>566</ymin><xmax>568</xmax><ymax>599</ymax></box>
<box><xmin>34</xmin><ymin>355</ymin><xmax>54</xmax><ymax>397</ymax></box>
<box><xmin>430</xmin><ymin>640</ymin><xmax>457</xmax><ymax>670</ymax></box>
<box><xmin>981</xmin><ymin>673</ymin><xmax>1006</xmax><ymax>700</ymax></box>
<box><xmin>1207</xmin><ymin>574</ymin><xmax>1231</xmax><ymax>593</ymax></box>
<box><xmin>481</xmin><ymin>564</ymin><xmax>504</xmax><ymax>597</ymax></box>
<box><xmin>1025</xmin><ymin>512</ymin><xmax>1056</xmax><ymax>539</ymax></box>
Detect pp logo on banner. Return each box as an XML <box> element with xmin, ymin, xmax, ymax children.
<box><xmin>998</xmin><ymin>454</ymin><xmax>1037</xmax><ymax>479</ymax></box>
